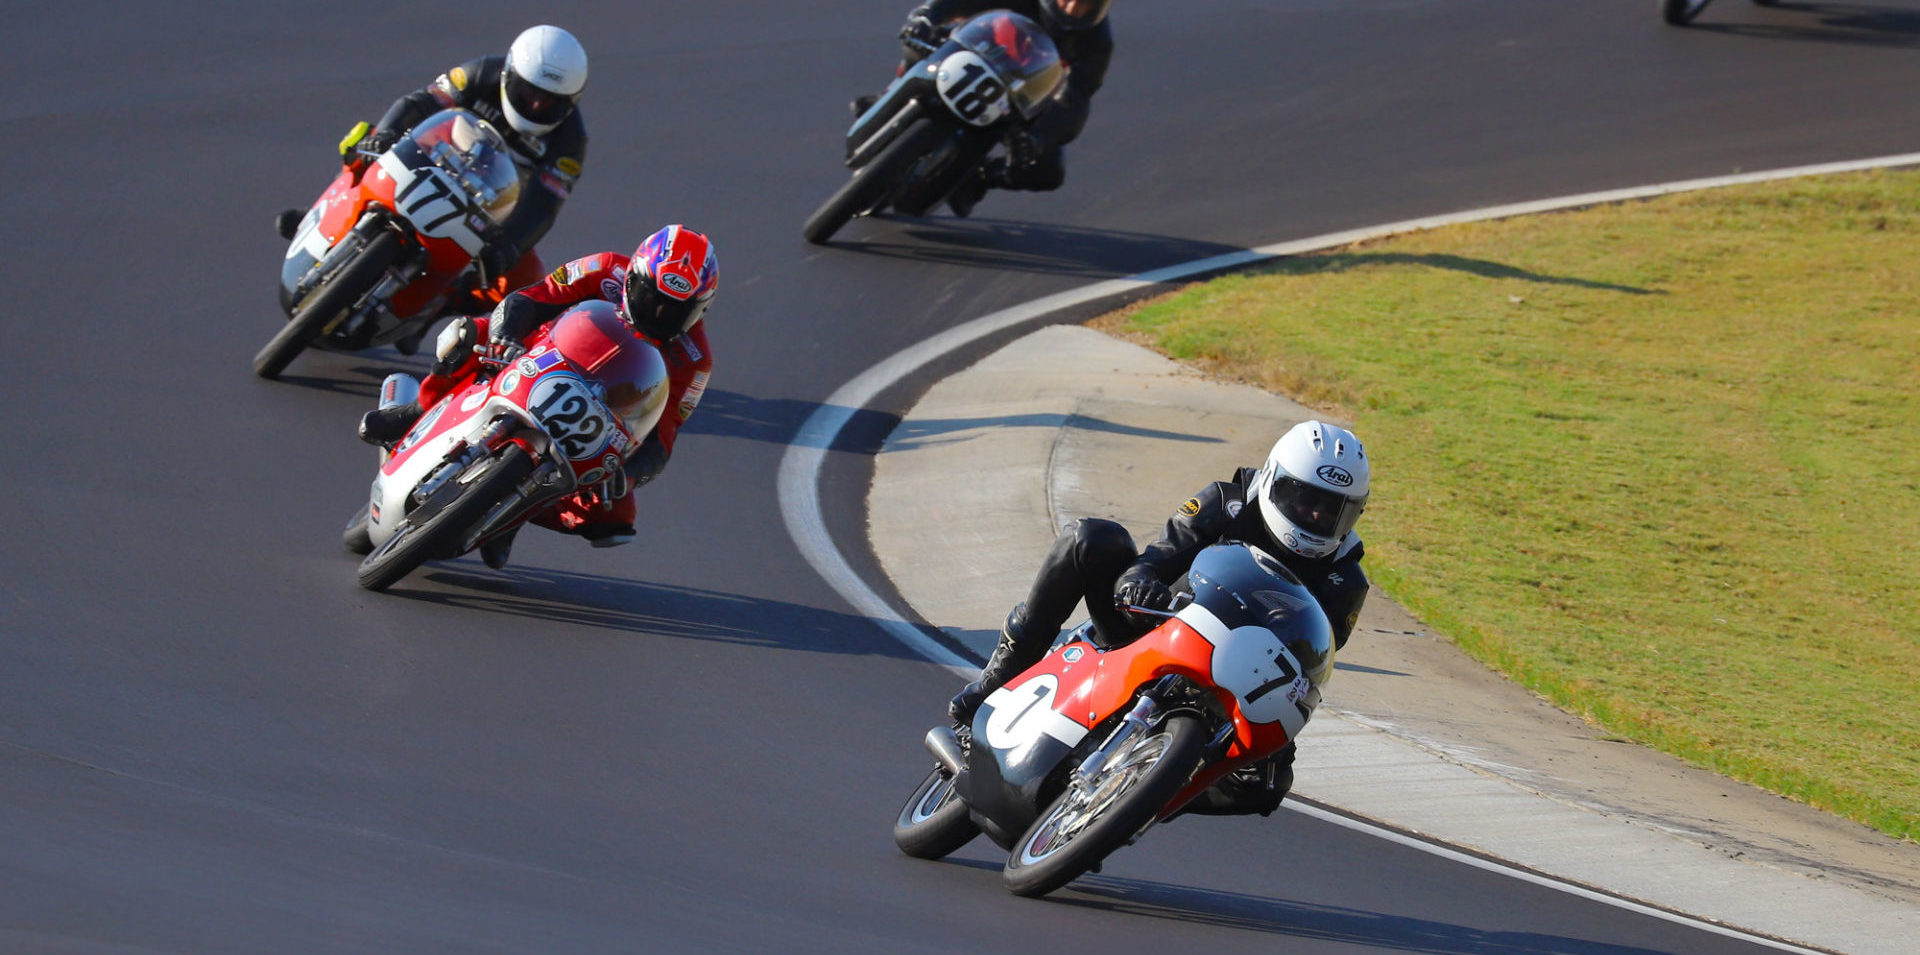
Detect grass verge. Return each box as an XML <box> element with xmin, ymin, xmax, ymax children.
<box><xmin>1093</xmin><ymin>168</ymin><xmax>1920</xmax><ymax>841</ymax></box>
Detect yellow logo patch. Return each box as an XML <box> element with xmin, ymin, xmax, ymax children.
<box><xmin>555</xmin><ymin>157</ymin><xmax>582</xmax><ymax>178</ymax></box>
<box><xmin>1179</xmin><ymin>497</ymin><xmax>1202</xmax><ymax>517</ymax></box>
<box><xmin>448</xmin><ymin>66</ymin><xmax>468</xmax><ymax>90</ymax></box>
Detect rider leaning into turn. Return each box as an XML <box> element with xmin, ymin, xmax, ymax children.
<box><xmin>949</xmin><ymin>420</ymin><xmax>1372</xmax><ymax>818</ymax></box>
<box><xmin>277</xmin><ymin>25</ymin><xmax>590</xmax><ymax>333</ymax></box>
<box><xmin>358</xmin><ymin>225</ymin><xmax>719</xmax><ymax>569</ymax></box>
<box><xmin>870</xmin><ymin>0</ymin><xmax>1114</xmax><ymax>217</ymax></box>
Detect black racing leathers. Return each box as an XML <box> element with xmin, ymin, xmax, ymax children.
<box><xmin>912</xmin><ymin>0</ymin><xmax>1111</xmax><ymax>189</ymax></box>
<box><xmin>1119</xmin><ymin>466</ymin><xmax>1370</xmax><ymax>651</ymax></box>
<box><xmin>372</xmin><ymin>55</ymin><xmax>587</xmax><ymax>265</ymax></box>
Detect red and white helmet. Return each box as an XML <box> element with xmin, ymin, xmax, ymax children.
<box><xmin>501</xmin><ymin>25</ymin><xmax>587</xmax><ymax>137</ymax></box>
<box><xmin>622</xmin><ymin>225</ymin><xmax>719</xmax><ymax>342</ymax></box>
<box><xmin>1252</xmin><ymin>420</ymin><xmax>1369</xmax><ymax>559</ymax></box>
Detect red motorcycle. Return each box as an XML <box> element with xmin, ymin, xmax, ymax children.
<box><xmin>344</xmin><ymin>299</ymin><xmax>668</xmax><ymax>591</ymax></box>
<box><xmin>892</xmin><ymin>543</ymin><xmax>1334</xmax><ymax>897</ymax></box>
<box><xmin>259</xmin><ymin>108</ymin><xmax>528</xmax><ymax>380</ymax></box>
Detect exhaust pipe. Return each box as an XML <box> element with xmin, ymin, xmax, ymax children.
<box><xmin>923</xmin><ymin>725</ymin><xmax>966</xmax><ymax>777</ymax></box>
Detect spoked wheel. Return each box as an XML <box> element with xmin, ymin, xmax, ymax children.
<box><xmin>1002</xmin><ymin>714</ymin><xmax>1207</xmax><ymax>898</ymax></box>
<box><xmin>893</xmin><ymin>766</ymin><xmax>980</xmax><ymax>860</ymax></box>
<box><xmin>1660</xmin><ymin>0</ymin><xmax>1715</xmax><ymax>24</ymax></box>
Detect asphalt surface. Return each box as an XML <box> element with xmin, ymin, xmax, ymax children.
<box><xmin>5</xmin><ymin>1</ymin><xmax>1920</xmax><ymax>952</ymax></box>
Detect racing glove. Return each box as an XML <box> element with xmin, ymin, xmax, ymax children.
<box><xmin>475</xmin><ymin>239</ymin><xmax>518</xmax><ymax>287</ymax></box>
<box><xmin>343</xmin><ymin>127</ymin><xmax>398</xmax><ymax>166</ymax></box>
<box><xmin>1115</xmin><ymin>576</ymin><xmax>1173</xmax><ymax>617</ymax></box>
<box><xmin>900</xmin><ymin>7</ymin><xmax>941</xmax><ymax>49</ymax></box>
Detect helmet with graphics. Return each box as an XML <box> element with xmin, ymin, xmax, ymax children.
<box><xmin>1252</xmin><ymin>420</ymin><xmax>1369</xmax><ymax>560</ymax></box>
<box><xmin>501</xmin><ymin>25</ymin><xmax>588</xmax><ymax>137</ymax></box>
<box><xmin>622</xmin><ymin>225</ymin><xmax>719</xmax><ymax>342</ymax></box>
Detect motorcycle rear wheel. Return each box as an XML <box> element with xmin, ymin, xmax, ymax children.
<box><xmin>356</xmin><ymin>443</ymin><xmax>535</xmax><ymax>592</ymax></box>
<box><xmin>893</xmin><ymin>765</ymin><xmax>980</xmax><ymax>860</ymax></box>
<box><xmin>254</xmin><ymin>229</ymin><xmax>403</xmax><ymax>380</ymax></box>
<box><xmin>342</xmin><ymin>502</ymin><xmax>373</xmax><ymax>555</ymax></box>
<box><xmin>802</xmin><ymin>116</ymin><xmax>947</xmax><ymax>245</ymax></box>
<box><xmin>1660</xmin><ymin>0</ymin><xmax>1714</xmax><ymax>24</ymax></box>
<box><xmin>1002</xmin><ymin>714</ymin><xmax>1207</xmax><ymax>898</ymax></box>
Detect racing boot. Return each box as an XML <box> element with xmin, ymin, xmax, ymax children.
<box><xmin>580</xmin><ymin>522</ymin><xmax>636</xmax><ymax>549</ymax></box>
<box><xmin>276</xmin><ymin>209</ymin><xmax>302</xmax><ymax>240</ymax></box>
<box><xmin>358</xmin><ymin>400</ymin><xmax>423</xmax><ymax>449</ymax></box>
<box><xmin>948</xmin><ymin>604</ymin><xmax>1048</xmax><ymax>725</ymax></box>
<box><xmin>1174</xmin><ymin>743</ymin><xmax>1295</xmax><ymax>820</ymax></box>
<box><xmin>850</xmin><ymin>94</ymin><xmax>877</xmax><ymax>118</ymax></box>
<box><xmin>479</xmin><ymin>524</ymin><xmax>520</xmax><ymax>570</ymax></box>
<box><xmin>945</xmin><ymin>162</ymin><xmax>993</xmax><ymax>219</ymax></box>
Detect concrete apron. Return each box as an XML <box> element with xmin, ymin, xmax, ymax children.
<box><xmin>868</xmin><ymin>324</ymin><xmax>1920</xmax><ymax>955</ymax></box>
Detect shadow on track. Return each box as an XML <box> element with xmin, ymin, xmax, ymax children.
<box><xmin>1691</xmin><ymin>2</ymin><xmax>1920</xmax><ymax>47</ymax></box>
<box><xmin>826</xmin><ymin>216</ymin><xmax>1245</xmax><ymax>278</ymax></box>
<box><xmin>394</xmin><ymin>565</ymin><xmax>927</xmax><ymax>661</ymax></box>
<box><xmin>685</xmin><ymin>390</ymin><xmax>1219</xmax><ymax>453</ymax></box>
<box><xmin>1253</xmin><ymin>252</ymin><xmax>1661</xmax><ymax>296</ymax></box>
<box><xmin>937</xmin><ymin>859</ymin><xmax>1672</xmax><ymax>954</ymax></box>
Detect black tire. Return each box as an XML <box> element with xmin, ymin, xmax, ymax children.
<box><xmin>1002</xmin><ymin>714</ymin><xmax>1208</xmax><ymax>898</ymax></box>
<box><xmin>342</xmin><ymin>502</ymin><xmax>373</xmax><ymax>555</ymax></box>
<box><xmin>1661</xmin><ymin>0</ymin><xmax>1714</xmax><ymax>24</ymax></box>
<box><xmin>893</xmin><ymin>766</ymin><xmax>981</xmax><ymax>860</ymax></box>
<box><xmin>254</xmin><ymin>229</ymin><xmax>403</xmax><ymax>380</ymax></box>
<box><xmin>802</xmin><ymin>117</ymin><xmax>948</xmax><ymax>245</ymax></box>
<box><xmin>356</xmin><ymin>443</ymin><xmax>535</xmax><ymax>592</ymax></box>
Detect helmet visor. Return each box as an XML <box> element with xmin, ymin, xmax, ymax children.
<box><xmin>624</xmin><ymin>272</ymin><xmax>709</xmax><ymax>341</ymax></box>
<box><xmin>1269</xmin><ymin>475</ymin><xmax>1366</xmax><ymax>541</ymax></box>
<box><xmin>504</xmin><ymin>71</ymin><xmax>573</xmax><ymax>127</ymax></box>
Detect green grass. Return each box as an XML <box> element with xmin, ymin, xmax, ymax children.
<box><xmin>1094</xmin><ymin>169</ymin><xmax>1920</xmax><ymax>841</ymax></box>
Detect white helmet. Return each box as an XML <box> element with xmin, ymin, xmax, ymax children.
<box><xmin>501</xmin><ymin>25</ymin><xmax>588</xmax><ymax>137</ymax></box>
<box><xmin>1252</xmin><ymin>420</ymin><xmax>1370</xmax><ymax>560</ymax></box>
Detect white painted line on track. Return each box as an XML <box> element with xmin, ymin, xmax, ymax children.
<box><xmin>774</xmin><ymin>151</ymin><xmax>1920</xmax><ymax>945</ymax></box>
<box><xmin>1283</xmin><ymin>800</ymin><xmax>1837</xmax><ymax>955</ymax></box>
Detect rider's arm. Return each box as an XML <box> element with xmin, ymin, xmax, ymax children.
<box><xmin>1118</xmin><ymin>479</ymin><xmax>1240</xmax><ymax>590</ymax></box>
<box><xmin>1302</xmin><ymin>545</ymin><xmax>1369</xmax><ymax>650</ymax></box>
<box><xmin>372</xmin><ymin>58</ymin><xmax>485</xmax><ymax>138</ymax></box>
<box><xmin>1026</xmin><ymin>25</ymin><xmax>1112</xmax><ymax>150</ymax></box>
<box><xmin>494</xmin><ymin>114</ymin><xmax>588</xmax><ymax>263</ymax></box>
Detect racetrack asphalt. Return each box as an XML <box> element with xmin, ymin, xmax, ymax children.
<box><xmin>4</xmin><ymin>1</ymin><xmax>1919</xmax><ymax>951</ymax></box>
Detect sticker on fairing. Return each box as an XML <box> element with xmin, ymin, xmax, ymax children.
<box><xmin>981</xmin><ymin>675</ymin><xmax>1088</xmax><ymax>753</ymax></box>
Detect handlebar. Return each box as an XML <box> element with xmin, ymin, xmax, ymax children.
<box><xmin>903</xmin><ymin>34</ymin><xmax>939</xmax><ymax>55</ymax></box>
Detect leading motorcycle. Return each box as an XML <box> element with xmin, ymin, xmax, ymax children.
<box><xmin>259</xmin><ymin>108</ymin><xmax>525</xmax><ymax>380</ymax></box>
<box><xmin>892</xmin><ymin>543</ymin><xmax>1334</xmax><ymax>897</ymax></box>
<box><xmin>344</xmin><ymin>299</ymin><xmax>668</xmax><ymax>591</ymax></box>
<box><xmin>802</xmin><ymin>11</ymin><xmax>1064</xmax><ymax>244</ymax></box>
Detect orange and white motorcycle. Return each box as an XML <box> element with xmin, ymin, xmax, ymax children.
<box><xmin>259</xmin><ymin>108</ymin><xmax>525</xmax><ymax>379</ymax></box>
<box><xmin>892</xmin><ymin>542</ymin><xmax>1334</xmax><ymax>897</ymax></box>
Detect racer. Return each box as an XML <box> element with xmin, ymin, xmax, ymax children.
<box><xmin>277</xmin><ymin>25</ymin><xmax>590</xmax><ymax>341</ymax></box>
<box><xmin>858</xmin><ymin>0</ymin><xmax>1114</xmax><ymax>217</ymax></box>
<box><xmin>949</xmin><ymin>420</ymin><xmax>1371</xmax><ymax>817</ymax></box>
<box><xmin>357</xmin><ymin>226</ymin><xmax>718</xmax><ymax>568</ymax></box>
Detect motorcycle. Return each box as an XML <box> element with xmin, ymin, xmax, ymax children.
<box><xmin>343</xmin><ymin>299</ymin><xmax>668</xmax><ymax>592</ymax></box>
<box><xmin>891</xmin><ymin>542</ymin><xmax>1334</xmax><ymax>898</ymax></box>
<box><xmin>258</xmin><ymin>108</ymin><xmax>525</xmax><ymax>380</ymax></box>
<box><xmin>802</xmin><ymin>10</ymin><xmax>1064</xmax><ymax>244</ymax></box>
<box><xmin>1660</xmin><ymin>0</ymin><xmax>1780</xmax><ymax>26</ymax></box>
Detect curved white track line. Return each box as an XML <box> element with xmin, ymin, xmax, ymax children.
<box><xmin>776</xmin><ymin>151</ymin><xmax>1920</xmax><ymax>950</ymax></box>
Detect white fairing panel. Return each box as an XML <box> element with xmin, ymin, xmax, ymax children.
<box><xmin>1180</xmin><ymin>604</ymin><xmax>1318</xmax><ymax>741</ymax></box>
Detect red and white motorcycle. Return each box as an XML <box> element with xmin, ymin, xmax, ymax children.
<box><xmin>344</xmin><ymin>300</ymin><xmax>667</xmax><ymax>591</ymax></box>
<box><xmin>260</xmin><ymin>108</ymin><xmax>525</xmax><ymax>380</ymax></box>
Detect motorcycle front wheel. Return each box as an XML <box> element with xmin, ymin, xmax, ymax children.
<box><xmin>254</xmin><ymin>229</ymin><xmax>403</xmax><ymax>380</ymax></box>
<box><xmin>356</xmin><ymin>443</ymin><xmax>535</xmax><ymax>592</ymax></box>
<box><xmin>893</xmin><ymin>765</ymin><xmax>980</xmax><ymax>860</ymax></box>
<box><xmin>802</xmin><ymin>116</ymin><xmax>947</xmax><ymax>245</ymax></box>
<box><xmin>1002</xmin><ymin>714</ymin><xmax>1207</xmax><ymax>898</ymax></box>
